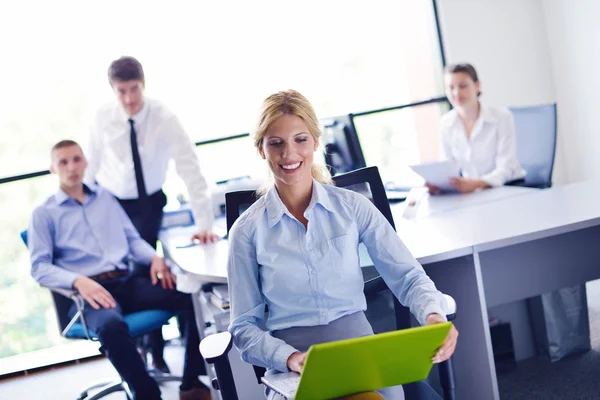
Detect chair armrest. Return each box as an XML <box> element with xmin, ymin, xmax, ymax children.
<box><xmin>200</xmin><ymin>331</ymin><xmax>234</xmax><ymax>363</ymax></box>
<box><xmin>444</xmin><ymin>294</ymin><xmax>457</xmax><ymax>321</ymax></box>
<box><xmin>48</xmin><ymin>286</ymin><xmax>78</xmax><ymax>299</ymax></box>
<box><xmin>200</xmin><ymin>332</ymin><xmax>239</xmax><ymax>399</ymax></box>
<box><xmin>43</xmin><ymin>285</ymin><xmax>95</xmax><ymax>340</ymax></box>
<box><xmin>45</xmin><ymin>286</ymin><xmax>86</xmax><ymax>311</ymax></box>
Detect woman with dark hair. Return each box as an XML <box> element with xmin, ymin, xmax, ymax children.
<box><xmin>427</xmin><ymin>63</ymin><xmax>524</xmax><ymax>194</ymax></box>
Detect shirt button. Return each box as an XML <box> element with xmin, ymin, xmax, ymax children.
<box><xmin>321</xmin><ymin>312</ymin><xmax>326</xmax><ymax>317</ymax></box>
<box><xmin>311</xmin><ymin>270</ymin><xmax>316</xmax><ymax>275</ymax></box>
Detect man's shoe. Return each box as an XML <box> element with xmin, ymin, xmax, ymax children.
<box><xmin>151</xmin><ymin>357</ymin><xmax>171</xmax><ymax>374</ymax></box>
<box><xmin>179</xmin><ymin>385</ymin><xmax>211</xmax><ymax>400</ymax></box>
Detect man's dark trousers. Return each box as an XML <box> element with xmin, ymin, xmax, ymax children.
<box><xmin>118</xmin><ymin>189</ymin><xmax>168</xmax><ymax>358</ymax></box>
<box><xmin>118</xmin><ymin>189</ymin><xmax>166</xmax><ymax>252</ymax></box>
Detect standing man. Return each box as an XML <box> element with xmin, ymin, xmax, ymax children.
<box><xmin>85</xmin><ymin>56</ymin><xmax>219</xmax><ymax>372</ymax></box>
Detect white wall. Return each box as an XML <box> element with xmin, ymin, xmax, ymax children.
<box><xmin>435</xmin><ymin>0</ymin><xmax>600</xmax><ymax>363</ymax></box>
<box><xmin>543</xmin><ymin>0</ymin><xmax>600</xmax><ymax>184</ymax></box>
<box><xmin>436</xmin><ymin>0</ymin><xmax>556</xmax><ymax>108</ymax></box>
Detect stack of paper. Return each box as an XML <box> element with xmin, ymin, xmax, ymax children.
<box><xmin>210</xmin><ymin>284</ymin><xmax>230</xmax><ymax>310</ymax></box>
<box><xmin>409</xmin><ymin>161</ymin><xmax>460</xmax><ymax>192</ymax></box>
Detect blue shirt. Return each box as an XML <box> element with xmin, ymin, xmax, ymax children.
<box><xmin>227</xmin><ymin>180</ymin><xmax>447</xmax><ymax>372</ymax></box>
<box><xmin>29</xmin><ymin>184</ymin><xmax>157</xmax><ymax>289</ymax></box>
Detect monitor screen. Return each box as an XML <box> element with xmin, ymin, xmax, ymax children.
<box><xmin>321</xmin><ymin>114</ymin><xmax>366</xmax><ymax>175</ymax></box>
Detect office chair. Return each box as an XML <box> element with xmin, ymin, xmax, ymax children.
<box><xmin>203</xmin><ymin>166</ymin><xmax>458</xmax><ymax>400</ymax></box>
<box><xmin>509</xmin><ymin>103</ymin><xmax>557</xmax><ymax>188</ymax></box>
<box><xmin>20</xmin><ymin>230</ymin><xmax>182</xmax><ymax>400</ymax></box>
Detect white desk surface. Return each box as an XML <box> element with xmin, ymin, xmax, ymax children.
<box><xmin>395</xmin><ymin>181</ymin><xmax>600</xmax><ymax>262</ymax></box>
<box><xmin>161</xmin><ymin>225</ymin><xmax>229</xmax><ymax>283</ymax></box>
<box><xmin>390</xmin><ymin>186</ymin><xmax>535</xmax><ymax>263</ymax></box>
<box><xmin>162</xmin><ymin>181</ymin><xmax>600</xmax><ymax>278</ymax></box>
<box><xmin>408</xmin><ymin>185</ymin><xmax>534</xmax><ymax>218</ymax></box>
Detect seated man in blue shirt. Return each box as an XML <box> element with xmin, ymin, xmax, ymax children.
<box><xmin>28</xmin><ymin>140</ymin><xmax>210</xmax><ymax>400</ymax></box>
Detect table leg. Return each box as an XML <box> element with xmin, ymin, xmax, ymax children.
<box><xmin>192</xmin><ymin>291</ymin><xmax>222</xmax><ymax>400</ymax></box>
<box><xmin>425</xmin><ymin>253</ymin><xmax>499</xmax><ymax>400</ymax></box>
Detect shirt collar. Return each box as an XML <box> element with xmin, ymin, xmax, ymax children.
<box><xmin>54</xmin><ymin>184</ymin><xmax>97</xmax><ymax>205</ymax></box>
<box><xmin>119</xmin><ymin>99</ymin><xmax>150</xmax><ymax>125</ymax></box>
<box><xmin>264</xmin><ymin>179</ymin><xmax>334</xmax><ymax>228</ymax></box>
<box><xmin>446</xmin><ymin>102</ymin><xmax>497</xmax><ymax>128</ymax></box>
<box><xmin>479</xmin><ymin>104</ymin><xmax>498</xmax><ymax>124</ymax></box>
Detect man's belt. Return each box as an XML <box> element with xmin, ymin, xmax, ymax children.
<box><xmin>89</xmin><ymin>269</ymin><xmax>129</xmax><ymax>282</ymax></box>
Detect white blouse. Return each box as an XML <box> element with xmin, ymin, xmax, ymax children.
<box><xmin>439</xmin><ymin>105</ymin><xmax>525</xmax><ymax>187</ymax></box>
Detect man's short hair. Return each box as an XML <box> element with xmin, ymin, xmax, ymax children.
<box><xmin>107</xmin><ymin>56</ymin><xmax>145</xmax><ymax>85</ymax></box>
<box><xmin>51</xmin><ymin>139</ymin><xmax>81</xmax><ymax>157</ymax></box>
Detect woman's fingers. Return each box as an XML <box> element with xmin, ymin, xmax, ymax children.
<box><xmin>433</xmin><ymin>326</ymin><xmax>459</xmax><ymax>363</ymax></box>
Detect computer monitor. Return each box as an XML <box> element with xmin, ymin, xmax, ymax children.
<box><xmin>321</xmin><ymin>114</ymin><xmax>366</xmax><ymax>175</ymax></box>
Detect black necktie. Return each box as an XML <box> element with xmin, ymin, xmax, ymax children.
<box><xmin>129</xmin><ymin>119</ymin><xmax>148</xmax><ymax>200</ymax></box>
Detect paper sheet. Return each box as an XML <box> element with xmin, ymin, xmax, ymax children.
<box><xmin>409</xmin><ymin>161</ymin><xmax>460</xmax><ymax>192</ymax></box>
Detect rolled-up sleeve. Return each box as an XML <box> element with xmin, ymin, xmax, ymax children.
<box><xmin>165</xmin><ymin>116</ymin><xmax>214</xmax><ymax>232</ymax></box>
<box><xmin>29</xmin><ymin>207</ymin><xmax>81</xmax><ymax>289</ymax></box>
<box><xmin>353</xmin><ymin>194</ymin><xmax>447</xmax><ymax>325</ymax></box>
<box><xmin>227</xmin><ymin>220</ymin><xmax>298</xmax><ymax>372</ymax></box>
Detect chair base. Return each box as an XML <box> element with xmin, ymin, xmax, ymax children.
<box><xmin>78</xmin><ymin>372</ymin><xmax>182</xmax><ymax>399</ymax></box>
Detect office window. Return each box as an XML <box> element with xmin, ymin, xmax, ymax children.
<box><xmin>355</xmin><ymin>101</ymin><xmax>450</xmax><ymax>187</ymax></box>
<box><xmin>0</xmin><ymin>0</ymin><xmax>444</xmax><ymax>368</ymax></box>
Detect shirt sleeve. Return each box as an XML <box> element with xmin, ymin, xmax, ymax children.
<box><xmin>227</xmin><ymin>220</ymin><xmax>298</xmax><ymax>372</ymax></box>
<box><xmin>163</xmin><ymin>116</ymin><xmax>214</xmax><ymax>231</ymax></box>
<box><xmin>353</xmin><ymin>194</ymin><xmax>447</xmax><ymax>325</ymax></box>
<box><xmin>29</xmin><ymin>207</ymin><xmax>81</xmax><ymax>289</ymax></box>
<box><xmin>110</xmin><ymin>195</ymin><xmax>156</xmax><ymax>266</ymax></box>
<box><xmin>481</xmin><ymin>112</ymin><xmax>523</xmax><ymax>187</ymax></box>
<box><xmin>83</xmin><ymin>113</ymin><xmax>104</xmax><ymax>186</ymax></box>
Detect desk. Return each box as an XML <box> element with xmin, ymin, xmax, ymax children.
<box><xmin>162</xmin><ymin>226</ymin><xmax>228</xmax><ymax>284</ymax></box>
<box><xmin>160</xmin><ymin>187</ymin><xmax>533</xmax><ymax>280</ymax></box>
<box><xmin>161</xmin><ymin>182</ymin><xmax>600</xmax><ymax>400</ymax></box>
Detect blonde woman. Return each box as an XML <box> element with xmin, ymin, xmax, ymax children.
<box><xmin>227</xmin><ymin>90</ymin><xmax>458</xmax><ymax>399</ymax></box>
<box><xmin>428</xmin><ymin>63</ymin><xmax>525</xmax><ymax>194</ymax></box>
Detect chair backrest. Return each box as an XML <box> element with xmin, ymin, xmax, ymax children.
<box><xmin>225</xmin><ymin>167</ymin><xmax>394</xmax><ymax>233</ymax></box>
<box><xmin>332</xmin><ymin>166</ymin><xmax>396</xmax><ymax>231</ymax></box>
<box><xmin>20</xmin><ymin>229</ymin><xmax>74</xmax><ymax>333</ymax></box>
<box><xmin>225</xmin><ymin>190</ymin><xmax>260</xmax><ymax>233</ymax></box>
<box><xmin>224</xmin><ymin>166</ymin><xmax>411</xmax><ymax>382</ymax></box>
<box><xmin>509</xmin><ymin>103</ymin><xmax>557</xmax><ymax>188</ymax></box>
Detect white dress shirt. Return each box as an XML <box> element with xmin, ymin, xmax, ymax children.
<box><xmin>84</xmin><ymin>99</ymin><xmax>213</xmax><ymax>230</ymax></box>
<box><xmin>439</xmin><ymin>105</ymin><xmax>525</xmax><ymax>187</ymax></box>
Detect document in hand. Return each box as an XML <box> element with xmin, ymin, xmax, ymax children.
<box><xmin>409</xmin><ymin>161</ymin><xmax>460</xmax><ymax>192</ymax></box>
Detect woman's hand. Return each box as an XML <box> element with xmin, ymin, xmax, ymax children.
<box><xmin>425</xmin><ymin>182</ymin><xmax>441</xmax><ymax>195</ymax></box>
<box><xmin>426</xmin><ymin>313</ymin><xmax>459</xmax><ymax>363</ymax></box>
<box><xmin>286</xmin><ymin>351</ymin><xmax>307</xmax><ymax>373</ymax></box>
<box><xmin>449</xmin><ymin>177</ymin><xmax>488</xmax><ymax>193</ymax></box>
